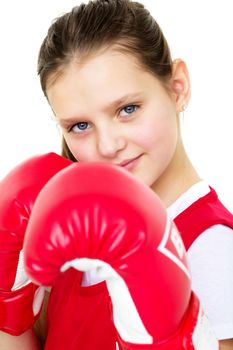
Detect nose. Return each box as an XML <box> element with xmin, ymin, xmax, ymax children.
<box><xmin>97</xmin><ymin>125</ymin><xmax>126</xmax><ymax>158</ymax></box>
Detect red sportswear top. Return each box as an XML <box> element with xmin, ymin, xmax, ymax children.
<box><xmin>173</xmin><ymin>187</ymin><xmax>233</xmax><ymax>250</ymax></box>
<box><xmin>44</xmin><ymin>187</ymin><xmax>233</xmax><ymax>350</ymax></box>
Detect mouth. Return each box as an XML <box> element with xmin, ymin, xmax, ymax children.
<box><xmin>118</xmin><ymin>154</ymin><xmax>142</xmax><ymax>171</ymax></box>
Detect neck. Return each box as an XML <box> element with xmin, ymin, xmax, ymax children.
<box><xmin>151</xmin><ymin>139</ymin><xmax>201</xmax><ymax>208</ymax></box>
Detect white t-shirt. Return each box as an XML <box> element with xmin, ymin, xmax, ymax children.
<box><xmin>167</xmin><ymin>181</ymin><xmax>233</xmax><ymax>340</ymax></box>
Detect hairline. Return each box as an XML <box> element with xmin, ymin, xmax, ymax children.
<box><xmin>45</xmin><ymin>41</ymin><xmax>173</xmax><ymax>98</ymax></box>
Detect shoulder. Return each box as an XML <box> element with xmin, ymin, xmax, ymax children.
<box><xmin>187</xmin><ymin>224</ymin><xmax>233</xmax><ymax>340</ymax></box>
<box><xmin>189</xmin><ymin>224</ymin><xmax>233</xmax><ymax>253</ymax></box>
<box><xmin>169</xmin><ymin>182</ymin><xmax>233</xmax><ymax>339</ymax></box>
<box><xmin>168</xmin><ymin>181</ymin><xmax>233</xmax><ymax>249</ymax></box>
<box><xmin>188</xmin><ymin>224</ymin><xmax>233</xmax><ymax>275</ymax></box>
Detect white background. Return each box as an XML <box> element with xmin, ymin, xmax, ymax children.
<box><xmin>0</xmin><ymin>1</ymin><xmax>232</xmax><ymax>211</ymax></box>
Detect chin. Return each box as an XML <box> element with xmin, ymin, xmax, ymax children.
<box><xmin>132</xmin><ymin>171</ymin><xmax>155</xmax><ymax>189</ymax></box>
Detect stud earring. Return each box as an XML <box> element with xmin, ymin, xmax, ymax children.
<box><xmin>182</xmin><ymin>104</ymin><xmax>187</xmax><ymax>111</ymax></box>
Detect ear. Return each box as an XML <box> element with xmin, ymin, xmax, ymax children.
<box><xmin>170</xmin><ymin>59</ymin><xmax>191</xmax><ymax>112</ymax></box>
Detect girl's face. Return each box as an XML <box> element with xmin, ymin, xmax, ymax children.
<box><xmin>47</xmin><ymin>49</ymin><xmax>186</xmax><ymax>192</ymax></box>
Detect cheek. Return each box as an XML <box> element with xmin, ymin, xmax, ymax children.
<box><xmin>64</xmin><ymin>136</ymin><xmax>96</xmax><ymax>162</ymax></box>
<box><xmin>139</xmin><ymin>112</ymin><xmax>178</xmax><ymax>160</ymax></box>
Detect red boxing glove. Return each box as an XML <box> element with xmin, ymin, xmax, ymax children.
<box><xmin>24</xmin><ymin>163</ymin><xmax>218</xmax><ymax>349</ymax></box>
<box><xmin>0</xmin><ymin>153</ymin><xmax>72</xmax><ymax>335</ymax></box>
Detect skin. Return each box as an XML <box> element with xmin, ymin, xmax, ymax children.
<box><xmin>47</xmin><ymin>48</ymin><xmax>200</xmax><ymax>207</ymax></box>
<box><xmin>220</xmin><ymin>340</ymin><xmax>233</xmax><ymax>350</ymax></box>
<box><xmin>0</xmin><ymin>329</ymin><xmax>41</xmax><ymax>349</ymax></box>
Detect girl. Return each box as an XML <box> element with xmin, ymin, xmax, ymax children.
<box><xmin>1</xmin><ymin>0</ymin><xmax>233</xmax><ymax>348</ymax></box>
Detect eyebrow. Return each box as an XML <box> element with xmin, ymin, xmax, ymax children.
<box><xmin>105</xmin><ymin>91</ymin><xmax>143</xmax><ymax>111</ymax></box>
<box><xmin>59</xmin><ymin>91</ymin><xmax>143</xmax><ymax>127</ymax></box>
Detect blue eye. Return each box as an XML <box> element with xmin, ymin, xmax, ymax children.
<box><xmin>71</xmin><ymin>122</ymin><xmax>90</xmax><ymax>133</ymax></box>
<box><xmin>120</xmin><ymin>105</ymin><xmax>138</xmax><ymax>118</ymax></box>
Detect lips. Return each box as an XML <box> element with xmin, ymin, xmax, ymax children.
<box><xmin>117</xmin><ymin>155</ymin><xmax>142</xmax><ymax>171</ymax></box>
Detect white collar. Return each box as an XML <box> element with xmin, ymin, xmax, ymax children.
<box><xmin>167</xmin><ymin>181</ymin><xmax>211</xmax><ymax>220</ymax></box>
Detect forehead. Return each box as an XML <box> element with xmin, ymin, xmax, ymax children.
<box><xmin>47</xmin><ymin>48</ymin><xmax>166</xmax><ymax>118</ymax></box>
<box><xmin>49</xmin><ymin>48</ymin><xmax>151</xmax><ymax>92</ymax></box>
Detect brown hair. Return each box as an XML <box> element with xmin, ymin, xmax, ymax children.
<box><xmin>38</xmin><ymin>0</ymin><xmax>173</xmax><ymax>161</ymax></box>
